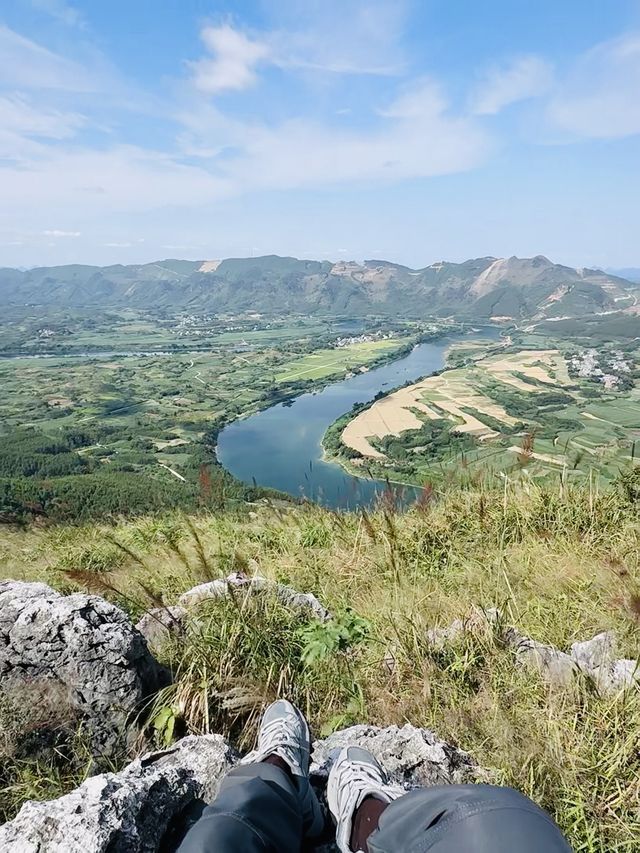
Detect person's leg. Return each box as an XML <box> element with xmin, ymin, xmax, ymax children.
<box><xmin>177</xmin><ymin>700</ymin><xmax>324</xmax><ymax>853</ymax></box>
<box><xmin>367</xmin><ymin>784</ymin><xmax>572</xmax><ymax>852</ymax></box>
<box><xmin>176</xmin><ymin>761</ymin><xmax>302</xmax><ymax>853</ymax></box>
<box><xmin>328</xmin><ymin>747</ymin><xmax>572</xmax><ymax>853</ymax></box>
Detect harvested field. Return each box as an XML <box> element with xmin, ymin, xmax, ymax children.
<box><xmin>341</xmin><ymin>390</ymin><xmax>440</xmax><ymax>458</ymax></box>
<box><xmin>340</xmin><ymin>349</ymin><xmax>571</xmax><ymax>459</ymax></box>
<box><xmin>485</xmin><ymin>349</ymin><xmax>571</xmax><ymax>389</ymax></box>
<box><xmin>341</xmin><ymin>368</ymin><xmax>511</xmax><ymax>457</ymax></box>
<box><xmin>337</xmin><ymin>336</ymin><xmax>639</xmax><ymax>484</ymax></box>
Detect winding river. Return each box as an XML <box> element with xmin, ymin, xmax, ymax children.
<box><xmin>217</xmin><ymin>327</ymin><xmax>501</xmax><ymax>509</ymax></box>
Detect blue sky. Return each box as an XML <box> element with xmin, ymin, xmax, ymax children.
<box><xmin>1</xmin><ymin>0</ymin><xmax>640</xmax><ymax>269</ymax></box>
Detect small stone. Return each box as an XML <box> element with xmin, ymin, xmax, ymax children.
<box><xmin>504</xmin><ymin>628</ymin><xmax>577</xmax><ymax>687</ymax></box>
<box><xmin>135</xmin><ymin>606</ymin><xmax>188</xmax><ymax>651</ymax></box>
<box><xmin>570</xmin><ymin>631</ymin><xmax>617</xmax><ymax>674</ymax></box>
<box><xmin>610</xmin><ymin>659</ymin><xmax>640</xmax><ymax>691</ymax></box>
<box><xmin>426</xmin><ymin>619</ymin><xmax>466</xmax><ymax>649</ymax></box>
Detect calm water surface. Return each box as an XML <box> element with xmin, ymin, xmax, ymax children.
<box><xmin>217</xmin><ymin>328</ymin><xmax>501</xmax><ymax>509</ymax></box>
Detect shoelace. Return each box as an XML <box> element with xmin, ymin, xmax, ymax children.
<box><xmin>259</xmin><ymin>716</ymin><xmax>302</xmax><ymax>749</ymax></box>
<box><xmin>334</xmin><ymin>758</ymin><xmax>387</xmax><ymax>813</ymax></box>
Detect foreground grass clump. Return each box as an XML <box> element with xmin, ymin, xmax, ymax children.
<box><xmin>0</xmin><ymin>681</ymin><xmax>99</xmax><ymax>823</ymax></box>
<box><xmin>1</xmin><ymin>474</ymin><xmax>639</xmax><ymax>850</ymax></box>
<box><xmin>148</xmin><ymin>596</ymin><xmax>369</xmax><ymax>750</ymax></box>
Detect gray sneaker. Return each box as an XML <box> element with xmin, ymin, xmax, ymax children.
<box><xmin>327</xmin><ymin>746</ymin><xmax>404</xmax><ymax>853</ymax></box>
<box><xmin>241</xmin><ymin>699</ymin><xmax>324</xmax><ymax>837</ymax></box>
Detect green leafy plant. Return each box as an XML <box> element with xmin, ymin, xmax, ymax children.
<box><xmin>152</xmin><ymin>705</ymin><xmax>178</xmax><ymax>746</ymax></box>
<box><xmin>298</xmin><ymin>609</ymin><xmax>370</xmax><ymax>665</ymax></box>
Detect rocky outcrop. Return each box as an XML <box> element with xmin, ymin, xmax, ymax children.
<box><xmin>177</xmin><ymin>572</ymin><xmax>331</xmax><ymax>621</ymax></box>
<box><xmin>134</xmin><ymin>574</ymin><xmax>331</xmax><ymax>650</ymax></box>
<box><xmin>504</xmin><ymin>627</ymin><xmax>577</xmax><ymax>687</ymax></box>
<box><xmin>311</xmin><ymin>723</ymin><xmax>475</xmax><ymax>788</ymax></box>
<box><xmin>0</xmin><ymin>724</ymin><xmax>476</xmax><ymax>852</ymax></box>
<box><xmin>570</xmin><ymin>631</ymin><xmax>639</xmax><ymax>694</ymax></box>
<box><xmin>0</xmin><ymin>581</ymin><xmax>165</xmax><ymax>753</ymax></box>
<box><xmin>0</xmin><ymin>735</ymin><xmax>237</xmax><ymax>853</ymax></box>
<box><xmin>425</xmin><ymin>607</ymin><xmax>639</xmax><ymax>695</ymax></box>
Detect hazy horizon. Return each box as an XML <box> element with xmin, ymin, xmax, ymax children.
<box><xmin>4</xmin><ymin>251</ymin><xmax>638</xmax><ymax>276</ymax></box>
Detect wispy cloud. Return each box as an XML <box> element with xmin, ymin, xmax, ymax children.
<box><xmin>0</xmin><ymin>94</ymin><xmax>84</xmax><ymax>139</ymax></box>
<box><xmin>0</xmin><ymin>24</ymin><xmax>96</xmax><ymax>90</ymax></box>
<box><xmin>29</xmin><ymin>0</ymin><xmax>85</xmax><ymax>28</ymax></box>
<box><xmin>548</xmin><ymin>33</ymin><xmax>640</xmax><ymax>138</ymax></box>
<box><xmin>265</xmin><ymin>0</ymin><xmax>407</xmax><ymax>76</ymax></box>
<box><xmin>471</xmin><ymin>56</ymin><xmax>553</xmax><ymax>115</ymax></box>
<box><xmin>43</xmin><ymin>229</ymin><xmax>81</xmax><ymax>237</ymax></box>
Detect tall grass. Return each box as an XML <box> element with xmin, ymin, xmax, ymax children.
<box><xmin>1</xmin><ymin>473</ymin><xmax>639</xmax><ymax>848</ymax></box>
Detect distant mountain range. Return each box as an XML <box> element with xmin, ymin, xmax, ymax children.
<box><xmin>607</xmin><ymin>268</ymin><xmax>640</xmax><ymax>283</ymax></box>
<box><xmin>1</xmin><ymin>254</ymin><xmax>638</xmax><ymax>321</ymax></box>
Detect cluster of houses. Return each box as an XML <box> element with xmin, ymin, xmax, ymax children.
<box><xmin>568</xmin><ymin>348</ymin><xmax>631</xmax><ymax>389</ymax></box>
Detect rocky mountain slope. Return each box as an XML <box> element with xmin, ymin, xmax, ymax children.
<box><xmin>1</xmin><ymin>254</ymin><xmax>637</xmax><ymax>320</ymax></box>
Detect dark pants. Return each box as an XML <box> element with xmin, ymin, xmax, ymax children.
<box><xmin>177</xmin><ymin>764</ymin><xmax>572</xmax><ymax>852</ymax></box>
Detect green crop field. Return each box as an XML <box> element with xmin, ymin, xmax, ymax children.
<box><xmin>275</xmin><ymin>338</ymin><xmax>409</xmax><ymax>382</ymax></box>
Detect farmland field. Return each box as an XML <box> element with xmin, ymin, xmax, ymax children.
<box><xmin>335</xmin><ymin>334</ymin><xmax>640</xmax><ymax>485</ymax></box>
<box><xmin>0</xmin><ymin>309</ymin><xmax>433</xmax><ymax>520</ymax></box>
<box><xmin>275</xmin><ymin>338</ymin><xmax>410</xmax><ymax>382</ymax></box>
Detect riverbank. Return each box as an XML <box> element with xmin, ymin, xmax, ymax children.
<box><xmin>320</xmin><ymin>334</ymin><xmax>507</xmax><ymax>488</ymax></box>
<box><xmin>217</xmin><ymin>328</ymin><xmax>502</xmax><ymax>508</ymax></box>
<box><xmin>321</xmin><ymin>330</ymin><xmax>639</xmax><ymax>489</ymax></box>
<box><xmin>1</xmin><ymin>323</ymin><xmax>464</xmax><ymax>523</ymax></box>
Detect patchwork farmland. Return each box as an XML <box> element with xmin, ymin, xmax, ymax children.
<box><xmin>339</xmin><ymin>344</ymin><xmax>639</xmax><ymax>483</ymax></box>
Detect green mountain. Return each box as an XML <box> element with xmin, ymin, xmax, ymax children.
<box><xmin>1</xmin><ymin>254</ymin><xmax>637</xmax><ymax>320</ymax></box>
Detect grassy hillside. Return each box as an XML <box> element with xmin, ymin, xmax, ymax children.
<box><xmin>2</xmin><ymin>473</ymin><xmax>639</xmax><ymax>850</ymax></box>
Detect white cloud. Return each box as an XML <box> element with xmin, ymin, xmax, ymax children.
<box><xmin>162</xmin><ymin>244</ymin><xmax>203</xmax><ymax>250</ymax></box>
<box><xmin>471</xmin><ymin>56</ymin><xmax>553</xmax><ymax>115</ymax></box>
<box><xmin>189</xmin><ymin>4</ymin><xmax>406</xmax><ymax>99</ymax></box>
<box><xmin>548</xmin><ymin>33</ymin><xmax>640</xmax><ymax>138</ymax></box>
<box><xmin>190</xmin><ymin>25</ymin><xmax>269</xmax><ymax>94</ymax></box>
<box><xmin>104</xmin><ymin>242</ymin><xmax>133</xmax><ymax>248</ymax></box>
<box><xmin>43</xmin><ymin>229</ymin><xmax>81</xmax><ymax>237</ymax></box>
